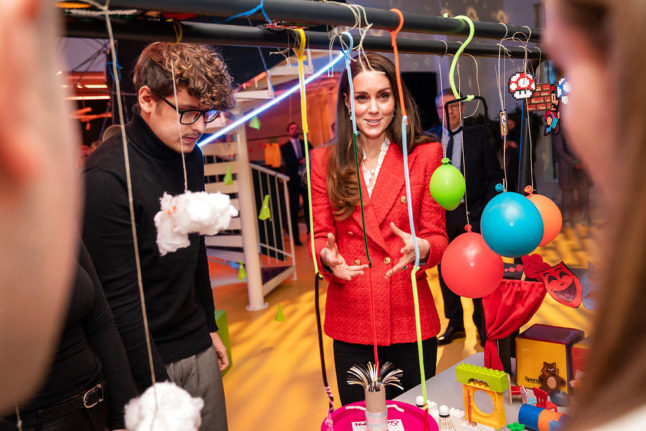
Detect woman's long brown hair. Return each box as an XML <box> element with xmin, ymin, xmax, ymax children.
<box><xmin>553</xmin><ymin>0</ymin><xmax>646</xmax><ymax>428</ymax></box>
<box><xmin>326</xmin><ymin>53</ymin><xmax>428</xmax><ymax>220</ymax></box>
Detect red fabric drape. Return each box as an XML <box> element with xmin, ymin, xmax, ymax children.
<box><xmin>482</xmin><ymin>279</ymin><xmax>546</xmax><ymax>370</ymax></box>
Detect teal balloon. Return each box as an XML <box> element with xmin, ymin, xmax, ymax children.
<box><xmin>429</xmin><ymin>158</ymin><xmax>466</xmax><ymax>210</ymax></box>
<box><xmin>481</xmin><ymin>191</ymin><xmax>544</xmax><ymax>257</ymax></box>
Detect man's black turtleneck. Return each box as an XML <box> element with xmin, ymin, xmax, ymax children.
<box><xmin>83</xmin><ymin>114</ymin><xmax>217</xmax><ymax>389</ymax></box>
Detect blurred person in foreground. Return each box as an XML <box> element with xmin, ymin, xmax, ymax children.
<box><xmin>544</xmin><ymin>0</ymin><xmax>646</xmax><ymax>429</ymax></box>
<box><xmin>0</xmin><ymin>0</ymin><xmax>81</xmax><ymax>412</ymax></box>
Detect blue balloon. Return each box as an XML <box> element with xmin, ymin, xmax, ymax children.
<box><xmin>480</xmin><ymin>191</ymin><xmax>544</xmax><ymax>257</ymax></box>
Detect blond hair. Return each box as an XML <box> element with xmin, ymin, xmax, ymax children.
<box><xmin>554</xmin><ymin>0</ymin><xmax>646</xmax><ymax>428</ymax></box>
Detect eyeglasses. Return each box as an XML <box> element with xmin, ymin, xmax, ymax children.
<box><xmin>158</xmin><ymin>97</ymin><xmax>220</xmax><ymax>125</ymax></box>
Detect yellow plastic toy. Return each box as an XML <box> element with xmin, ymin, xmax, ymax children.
<box><xmin>456</xmin><ymin>363</ymin><xmax>509</xmax><ymax>429</ymax></box>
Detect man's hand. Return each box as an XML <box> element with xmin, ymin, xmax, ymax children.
<box><xmin>320</xmin><ymin>233</ymin><xmax>368</xmax><ymax>281</ymax></box>
<box><xmin>385</xmin><ymin>222</ymin><xmax>430</xmax><ymax>279</ymax></box>
<box><xmin>210</xmin><ymin>332</ymin><xmax>230</xmax><ymax>371</ymax></box>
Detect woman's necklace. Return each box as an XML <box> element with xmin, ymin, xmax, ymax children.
<box><xmin>363</xmin><ymin>158</ymin><xmax>378</xmax><ymax>187</ymax></box>
<box><xmin>362</xmin><ymin>138</ymin><xmax>390</xmax><ymax>193</ymax></box>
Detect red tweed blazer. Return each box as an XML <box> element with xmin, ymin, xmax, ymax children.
<box><xmin>309</xmin><ymin>141</ymin><xmax>448</xmax><ymax>345</ymax></box>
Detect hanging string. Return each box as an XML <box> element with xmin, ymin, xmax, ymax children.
<box><xmin>225</xmin><ymin>0</ymin><xmax>272</xmax><ymax>24</ymax></box>
<box><xmin>526</xmin><ymin>96</ymin><xmax>535</xmax><ymax>191</ymax></box>
<box><xmin>449</xmin><ymin>15</ymin><xmax>475</xmax><ymax>226</ymax></box>
<box><xmin>315</xmin><ymin>274</ymin><xmax>334</xmax><ymax>430</ymax></box>
<box><xmin>518</xmin><ymin>101</ymin><xmax>526</xmax><ymax>193</ymax></box>
<box><xmin>171</xmin><ymin>19</ymin><xmax>183</xmax><ymax>44</ymax></box>
<box><xmin>293</xmin><ymin>28</ymin><xmax>334</xmax><ymax>428</ymax></box>
<box><xmin>326</xmin><ymin>2</ymin><xmax>373</xmax><ymax>72</ymax></box>
<box><xmin>496</xmin><ymin>24</ymin><xmax>512</xmax><ymax>190</ymax></box>
<box><xmin>14</xmin><ymin>404</ymin><xmax>22</xmax><ymax>431</ymax></box>
<box><xmin>389</xmin><ymin>9</ymin><xmax>430</xmax><ymax>416</ymax></box>
<box><xmin>247</xmin><ymin>17</ymin><xmax>275</xmax><ymax>95</ymax></box>
<box><xmin>341</xmin><ymin>34</ymin><xmax>371</xmax><ymax>266</ymax></box>
<box><xmin>101</xmin><ymin>0</ymin><xmax>159</xmax><ymax>394</ymax></box>
<box><xmin>448</xmin><ymin>15</ymin><xmax>475</xmax><ymax>101</ymax></box>
<box><xmin>515</xmin><ymin>28</ymin><xmax>532</xmax><ymax>193</ymax></box>
<box><xmin>462</xmin><ymin>54</ymin><xmax>481</xmax><ymax>118</ymax></box>
<box><xmin>292</xmin><ymin>29</ymin><xmax>319</xmax><ymax>277</ymax></box>
<box><xmin>74</xmin><ymin>0</ymin><xmax>161</xmax><ymax>419</ymax></box>
<box><xmin>170</xmin><ymin>60</ymin><xmax>189</xmax><ymax>192</ymax></box>
<box><xmin>437</xmin><ymin>41</ymin><xmax>447</xmax><ymax>139</ymax></box>
<box><xmin>65</xmin><ymin>6</ymin><xmax>138</xmax><ymax>16</ymax></box>
<box><xmin>341</xmin><ymin>31</ymin><xmax>379</xmax><ymax>371</ymax></box>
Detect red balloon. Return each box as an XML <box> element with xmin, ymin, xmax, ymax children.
<box><xmin>441</xmin><ymin>231</ymin><xmax>504</xmax><ymax>298</ymax></box>
<box><xmin>526</xmin><ymin>192</ymin><xmax>563</xmax><ymax>246</ymax></box>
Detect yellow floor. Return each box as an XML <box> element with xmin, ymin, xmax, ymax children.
<box><xmin>212</xmin><ymin>222</ymin><xmax>595</xmax><ymax>430</ymax></box>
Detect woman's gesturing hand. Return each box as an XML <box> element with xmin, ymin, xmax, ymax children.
<box><xmin>320</xmin><ymin>233</ymin><xmax>369</xmax><ymax>281</ymax></box>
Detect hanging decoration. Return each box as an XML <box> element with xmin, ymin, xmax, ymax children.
<box><xmin>524</xmin><ymin>186</ymin><xmax>562</xmax><ymax>246</ymax></box>
<box><xmin>481</xmin><ymin>184</ymin><xmax>544</xmax><ymax>258</ymax></box>
<box><xmin>557</xmin><ymin>77</ymin><xmax>570</xmax><ymax>104</ymax></box>
<box><xmin>508</xmin><ymin>72</ymin><xmax>536</xmax><ymax>100</ymax></box>
<box><xmin>249</xmin><ymin>115</ymin><xmax>261</xmax><ymax>130</ymax></box>
<box><xmin>237</xmin><ymin>262</ymin><xmax>247</xmax><ymax>281</ymax></box>
<box><xmin>125</xmin><ymin>382</ymin><xmax>203</xmax><ymax>431</ymax></box>
<box><xmin>258</xmin><ymin>194</ymin><xmax>271</xmax><ymax>221</ymax></box>
<box><xmin>429</xmin><ymin>158</ymin><xmax>466</xmax><ymax>211</ymax></box>
<box><xmin>339</xmin><ymin>31</ymin><xmax>379</xmax><ymax>371</ymax></box>
<box><xmin>223</xmin><ymin>165</ymin><xmax>233</xmax><ymax>185</ymax></box>
<box><xmin>524</xmin><ymin>81</ymin><xmax>561</xmax><ymax>135</ymax></box>
<box><xmin>499</xmin><ymin>110</ymin><xmax>508</xmax><ymax>138</ymax></box>
<box><xmin>152</xmin><ymin>58</ymin><xmax>238</xmax><ymax>257</ymax></box>
<box><xmin>389</xmin><ymin>8</ymin><xmax>431</xmax><ymax>411</ymax></box>
<box><xmin>440</xmin><ymin>225</ymin><xmax>504</xmax><ymax>298</ymax></box>
<box><xmin>298</xmin><ymin>27</ymin><xmax>335</xmax><ymax>431</ymax></box>
<box><xmin>539</xmin><ymin>262</ymin><xmax>582</xmax><ymax>308</ymax></box>
<box><xmin>544</xmin><ymin>86</ymin><xmax>560</xmax><ymax>135</ymax></box>
<box><xmin>522</xmin><ymin>254</ymin><xmax>583</xmax><ymax>308</ymax></box>
<box><xmin>154</xmin><ymin>191</ymin><xmax>238</xmax><ymax>256</ymax></box>
<box><xmin>264</xmin><ymin>142</ymin><xmax>281</xmax><ymax>168</ymax></box>
<box><xmin>527</xmin><ymin>83</ymin><xmax>555</xmax><ymax>112</ymax></box>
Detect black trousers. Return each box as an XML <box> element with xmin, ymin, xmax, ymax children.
<box><xmin>0</xmin><ymin>401</ymin><xmax>107</xmax><ymax>431</ymax></box>
<box><xmin>287</xmin><ymin>180</ymin><xmax>309</xmax><ymax>241</ymax></box>
<box><xmin>333</xmin><ymin>338</ymin><xmax>437</xmax><ymax>406</ymax></box>
<box><xmin>439</xmin><ymin>205</ymin><xmax>487</xmax><ymax>340</ymax></box>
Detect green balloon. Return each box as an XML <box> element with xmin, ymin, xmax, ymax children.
<box><xmin>429</xmin><ymin>158</ymin><xmax>466</xmax><ymax>210</ymax></box>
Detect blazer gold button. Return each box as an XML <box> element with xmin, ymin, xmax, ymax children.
<box><xmin>347</xmin><ymin>231</ymin><xmax>354</xmax><ymax>236</ymax></box>
<box><xmin>354</xmin><ymin>259</ymin><xmax>361</xmax><ymax>265</ymax></box>
<box><xmin>384</xmin><ymin>257</ymin><xmax>391</xmax><ymax>264</ymax></box>
<box><xmin>401</xmin><ymin>196</ymin><xmax>407</xmax><ymax>204</ymax></box>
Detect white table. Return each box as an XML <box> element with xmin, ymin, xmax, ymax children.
<box><xmin>395</xmin><ymin>353</ymin><xmax>526</xmax><ymax>427</ymax></box>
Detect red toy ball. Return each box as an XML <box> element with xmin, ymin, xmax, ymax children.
<box><xmin>441</xmin><ymin>227</ymin><xmax>504</xmax><ymax>298</ymax></box>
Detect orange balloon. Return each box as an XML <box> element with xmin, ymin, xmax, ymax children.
<box><xmin>527</xmin><ymin>193</ymin><xmax>563</xmax><ymax>246</ymax></box>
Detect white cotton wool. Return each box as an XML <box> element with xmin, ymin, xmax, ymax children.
<box><xmin>154</xmin><ymin>191</ymin><xmax>238</xmax><ymax>256</ymax></box>
<box><xmin>125</xmin><ymin>382</ymin><xmax>203</xmax><ymax>431</ymax></box>
<box><xmin>153</xmin><ymin>194</ymin><xmax>191</xmax><ymax>256</ymax></box>
<box><xmin>173</xmin><ymin>191</ymin><xmax>238</xmax><ymax>235</ymax></box>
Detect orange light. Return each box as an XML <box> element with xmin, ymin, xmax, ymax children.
<box><xmin>56</xmin><ymin>2</ymin><xmax>91</xmax><ymax>8</ymax></box>
<box><xmin>67</xmin><ymin>95</ymin><xmax>111</xmax><ymax>101</ymax></box>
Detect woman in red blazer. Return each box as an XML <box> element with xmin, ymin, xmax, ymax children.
<box><xmin>309</xmin><ymin>53</ymin><xmax>448</xmax><ymax>405</ymax></box>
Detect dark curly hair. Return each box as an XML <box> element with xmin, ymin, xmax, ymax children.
<box><xmin>133</xmin><ymin>42</ymin><xmax>236</xmax><ymax>111</ymax></box>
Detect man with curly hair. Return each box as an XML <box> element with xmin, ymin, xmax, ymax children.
<box><xmin>82</xmin><ymin>42</ymin><xmax>236</xmax><ymax>431</ymax></box>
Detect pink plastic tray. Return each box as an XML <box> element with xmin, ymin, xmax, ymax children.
<box><xmin>321</xmin><ymin>400</ymin><xmax>438</xmax><ymax>431</ymax></box>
